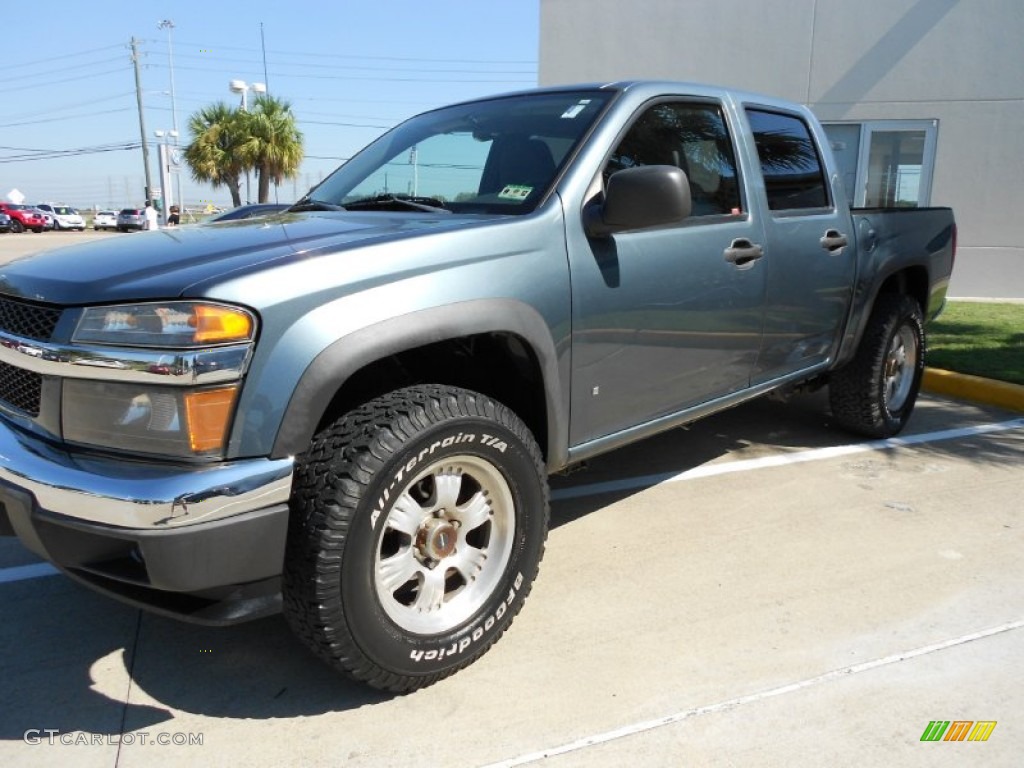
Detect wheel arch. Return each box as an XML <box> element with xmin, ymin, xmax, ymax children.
<box><xmin>836</xmin><ymin>264</ymin><xmax>930</xmax><ymax>367</ymax></box>
<box><xmin>271</xmin><ymin>299</ymin><xmax>568</xmax><ymax>470</ymax></box>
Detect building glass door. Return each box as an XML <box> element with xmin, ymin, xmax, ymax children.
<box><xmin>823</xmin><ymin>120</ymin><xmax>938</xmax><ymax>208</ymax></box>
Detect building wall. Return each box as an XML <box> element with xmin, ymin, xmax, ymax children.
<box><xmin>539</xmin><ymin>0</ymin><xmax>1024</xmax><ymax>297</ymax></box>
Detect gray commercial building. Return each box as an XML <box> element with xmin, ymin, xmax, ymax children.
<box><xmin>539</xmin><ymin>0</ymin><xmax>1024</xmax><ymax>298</ymax></box>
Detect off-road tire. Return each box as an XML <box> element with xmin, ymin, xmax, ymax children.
<box><xmin>829</xmin><ymin>293</ymin><xmax>925</xmax><ymax>438</ymax></box>
<box><xmin>283</xmin><ymin>385</ymin><xmax>549</xmax><ymax>692</ymax></box>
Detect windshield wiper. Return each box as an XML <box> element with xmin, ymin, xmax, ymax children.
<box><xmin>289</xmin><ymin>199</ymin><xmax>345</xmax><ymax>212</ymax></box>
<box><xmin>342</xmin><ymin>194</ymin><xmax>451</xmax><ymax>214</ymax></box>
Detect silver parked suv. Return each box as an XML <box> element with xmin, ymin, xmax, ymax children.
<box><xmin>116</xmin><ymin>208</ymin><xmax>146</xmax><ymax>231</ymax></box>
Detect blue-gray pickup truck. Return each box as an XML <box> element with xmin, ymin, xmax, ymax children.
<box><xmin>0</xmin><ymin>81</ymin><xmax>955</xmax><ymax>691</ymax></box>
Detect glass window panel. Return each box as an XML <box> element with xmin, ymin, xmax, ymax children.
<box><xmin>607</xmin><ymin>102</ymin><xmax>742</xmax><ymax>217</ymax></box>
<box><xmin>864</xmin><ymin>130</ymin><xmax>927</xmax><ymax>208</ymax></box>
<box><xmin>745</xmin><ymin>109</ymin><xmax>829</xmax><ymax>211</ymax></box>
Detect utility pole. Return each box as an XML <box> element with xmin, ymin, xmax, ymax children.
<box><xmin>130</xmin><ymin>38</ymin><xmax>154</xmax><ymax>205</ymax></box>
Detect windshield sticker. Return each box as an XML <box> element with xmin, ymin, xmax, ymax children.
<box><xmin>560</xmin><ymin>99</ymin><xmax>592</xmax><ymax>119</ymax></box>
<box><xmin>498</xmin><ymin>185</ymin><xmax>533</xmax><ymax>201</ymax></box>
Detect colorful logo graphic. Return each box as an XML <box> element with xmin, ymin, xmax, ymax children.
<box><xmin>920</xmin><ymin>721</ymin><xmax>997</xmax><ymax>742</ymax></box>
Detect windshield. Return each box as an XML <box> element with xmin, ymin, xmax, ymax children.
<box><xmin>304</xmin><ymin>89</ymin><xmax>613</xmax><ymax>215</ymax></box>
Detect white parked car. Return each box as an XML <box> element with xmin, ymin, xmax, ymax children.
<box><xmin>36</xmin><ymin>204</ymin><xmax>85</xmax><ymax>231</ymax></box>
<box><xmin>92</xmin><ymin>210</ymin><xmax>117</xmax><ymax>230</ymax></box>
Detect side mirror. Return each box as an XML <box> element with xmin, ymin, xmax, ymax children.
<box><xmin>584</xmin><ymin>165</ymin><xmax>692</xmax><ymax>237</ymax></box>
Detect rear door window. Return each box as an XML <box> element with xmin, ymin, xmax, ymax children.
<box><xmin>745</xmin><ymin>109</ymin><xmax>830</xmax><ymax>212</ymax></box>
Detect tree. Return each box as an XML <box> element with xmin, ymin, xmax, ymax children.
<box><xmin>241</xmin><ymin>95</ymin><xmax>305</xmax><ymax>203</ymax></box>
<box><xmin>183</xmin><ymin>102</ymin><xmax>246</xmax><ymax>208</ymax></box>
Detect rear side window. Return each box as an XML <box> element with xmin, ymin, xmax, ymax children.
<box><xmin>745</xmin><ymin>109</ymin><xmax>829</xmax><ymax>211</ymax></box>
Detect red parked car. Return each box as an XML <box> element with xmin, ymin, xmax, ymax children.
<box><xmin>0</xmin><ymin>203</ymin><xmax>46</xmax><ymax>233</ymax></box>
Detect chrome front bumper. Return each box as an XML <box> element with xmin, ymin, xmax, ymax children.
<box><xmin>0</xmin><ymin>418</ymin><xmax>293</xmax><ymax>530</ymax></box>
<box><xmin>0</xmin><ymin>419</ymin><xmax>296</xmax><ymax>621</ymax></box>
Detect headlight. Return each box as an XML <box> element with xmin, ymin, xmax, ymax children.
<box><xmin>63</xmin><ymin>381</ymin><xmax>240</xmax><ymax>458</ymax></box>
<box><xmin>74</xmin><ymin>301</ymin><xmax>255</xmax><ymax>347</ymax></box>
<box><xmin>64</xmin><ymin>301</ymin><xmax>257</xmax><ymax>458</ymax></box>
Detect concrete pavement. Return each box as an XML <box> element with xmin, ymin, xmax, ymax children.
<box><xmin>2</xmin><ymin>392</ymin><xmax>1021</xmax><ymax>767</ymax></box>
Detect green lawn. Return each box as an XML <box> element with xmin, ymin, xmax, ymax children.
<box><xmin>927</xmin><ymin>301</ymin><xmax>1024</xmax><ymax>385</ymax></box>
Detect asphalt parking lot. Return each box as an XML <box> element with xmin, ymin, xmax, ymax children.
<box><xmin>0</xmin><ymin>230</ymin><xmax>1021</xmax><ymax>767</ymax></box>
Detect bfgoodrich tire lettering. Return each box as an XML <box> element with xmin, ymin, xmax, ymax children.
<box><xmin>829</xmin><ymin>293</ymin><xmax>925</xmax><ymax>438</ymax></box>
<box><xmin>283</xmin><ymin>385</ymin><xmax>548</xmax><ymax>692</ymax></box>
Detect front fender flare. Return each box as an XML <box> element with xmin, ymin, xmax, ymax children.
<box><xmin>270</xmin><ymin>298</ymin><xmax>569</xmax><ymax>470</ymax></box>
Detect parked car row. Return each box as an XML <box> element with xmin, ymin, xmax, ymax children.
<box><xmin>0</xmin><ymin>203</ymin><xmax>293</xmax><ymax>234</ymax></box>
<box><xmin>0</xmin><ymin>202</ymin><xmax>88</xmax><ymax>233</ymax></box>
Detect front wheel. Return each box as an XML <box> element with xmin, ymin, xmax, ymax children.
<box><xmin>283</xmin><ymin>385</ymin><xmax>549</xmax><ymax>692</ymax></box>
<box><xmin>10</xmin><ymin>220</ymin><xmax>23</xmax><ymax>233</ymax></box>
<box><xmin>829</xmin><ymin>293</ymin><xmax>925</xmax><ymax>438</ymax></box>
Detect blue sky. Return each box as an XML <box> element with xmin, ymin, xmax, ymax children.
<box><xmin>1</xmin><ymin>1</ymin><xmax>539</xmax><ymax>210</ymax></box>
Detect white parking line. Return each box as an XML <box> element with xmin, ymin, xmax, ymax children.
<box><xmin>553</xmin><ymin>418</ymin><xmax>1024</xmax><ymax>500</ymax></box>
<box><xmin>481</xmin><ymin>618</ymin><xmax>1024</xmax><ymax>767</ymax></box>
<box><xmin>0</xmin><ymin>561</ymin><xmax>60</xmax><ymax>583</ymax></box>
<box><xmin>1</xmin><ymin>419</ymin><xmax>1021</xmax><ymax>585</ymax></box>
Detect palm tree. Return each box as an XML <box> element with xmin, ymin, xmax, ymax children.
<box><xmin>184</xmin><ymin>102</ymin><xmax>246</xmax><ymax>208</ymax></box>
<box><xmin>241</xmin><ymin>95</ymin><xmax>304</xmax><ymax>203</ymax></box>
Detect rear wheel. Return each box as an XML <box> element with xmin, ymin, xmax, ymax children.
<box><xmin>283</xmin><ymin>384</ymin><xmax>549</xmax><ymax>692</ymax></box>
<box><xmin>829</xmin><ymin>293</ymin><xmax>925</xmax><ymax>438</ymax></box>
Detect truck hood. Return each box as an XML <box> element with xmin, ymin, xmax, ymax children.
<box><xmin>0</xmin><ymin>211</ymin><xmax>485</xmax><ymax>305</ymax></box>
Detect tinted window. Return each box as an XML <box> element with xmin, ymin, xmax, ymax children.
<box><xmin>745</xmin><ymin>109</ymin><xmax>829</xmax><ymax>211</ymax></box>
<box><xmin>607</xmin><ymin>102</ymin><xmax>742</xmax><ymax>217</ymax></box>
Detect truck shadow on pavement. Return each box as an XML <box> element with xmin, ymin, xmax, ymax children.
<box><xmin>0</xmin><ymin>573</ymin><xmax>392</xmax><ymax>741</ymax></box>
<box><xmin>549</xmin><ymin>391</ymin><xmax>1023</xmax><ymax>528</ymax></box>
<box><xmin>1</xmin><ymin>393</ymin><xmax>1019</xmax><ymax>736</ymax></box>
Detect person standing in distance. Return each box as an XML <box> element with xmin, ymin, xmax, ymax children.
<box><xmin>144</xmin><ymin>201</ymin><xmax>159</xmax><ymax>230</ymax></box>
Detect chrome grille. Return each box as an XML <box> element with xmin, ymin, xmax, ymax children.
<box><xmin>0</xmin><ymin>360</ymin><xmax>42</xmax><ymax>416</ymax></box>
<box><xmin>0</xmin><ymin>295</ymin><xmax>61</xmax><ymax>341</ymax></box>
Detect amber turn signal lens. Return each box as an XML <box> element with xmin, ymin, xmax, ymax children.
<box><xmin>183</xmin><ymin>386</ymin><xmax>238</xmax><ymax>453</ymax></box>
<box><xmin>193</xmin><ymin>305</ymin><xmax>254</xmax><ymax>344</ymax></box>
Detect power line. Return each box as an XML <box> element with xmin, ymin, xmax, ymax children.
<box><xmin>154</xmin><ymin>38</ymin><xmax>536</xmax><ymax>65</ymax></box>
<box><xmin>0</xmin><ymin>142</ymin><xmax>142</xmax><ymax>164</ymax></box>
<box><xmin>7</xmin><ymin>54</ymin><xmax>127</xmax><ymax>85</ymax></box>
<box><xmin>167</xmin><ymin>50</ymin><xmax>534</xmax><ymax>76</ymax></box>
<box><xmin>2</xmin><ymin>43</ymin><xmax>125</xmax><ymax>71</ymax></box>
<box><xmin>0</xmin><ymin>108</ymin><xmax>134</xmax><ymax>129</ymax></box>
<box><xmin>147</xmin><ymin>61</ymin><xmax>534</xmax><ymax>85</ymax></box>
<box><xmin>0</xmin><ymin>66</ymin><xmax>128</xmax><ymax>95</ymax></box>
<box><xmin>2</xmin><ymin>92</ymin><xmax>136</xmax><ymax>121</ymax></box>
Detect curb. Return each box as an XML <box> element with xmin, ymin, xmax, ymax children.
<box><xmin>922</xmin><ymin>368</ymin><xmax>1024</xmax><ymax>413</ymax></box>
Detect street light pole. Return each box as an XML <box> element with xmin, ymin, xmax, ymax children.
<box><xmin>229</xmin><ymin>79</ymin><xmax>266</xmax><ymax>205</ymax></box>
<box><xmin>158</xmin><ymin>19</ymin><xmax>181</xmax><ymax>221</ymax></box>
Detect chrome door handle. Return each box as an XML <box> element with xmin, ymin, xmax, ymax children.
<box><xmin>723</xmin><ymin>238</ymin><xmax>764</xmax><ymax>267</ymax></box>
<box><xmin>820</xmin><ymin>229</ymin><xmax>849</xmax><ymax>252</ymax></box>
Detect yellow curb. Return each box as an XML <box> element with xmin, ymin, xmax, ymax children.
<box><xmin>922</xmin><ymin>368</ymin><xmax>1024</xmax><ymax>413</ymax></box>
